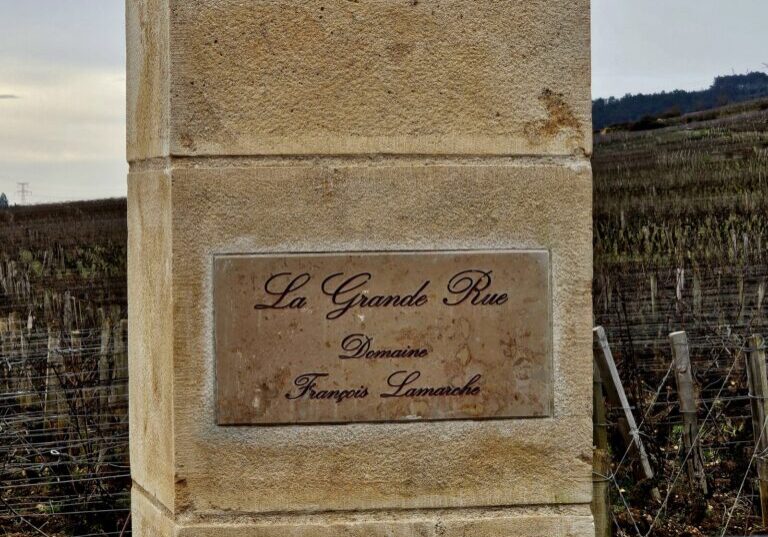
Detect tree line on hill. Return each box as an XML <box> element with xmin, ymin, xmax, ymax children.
<box><xmin>593</xmin><ymin>72</ymin><xmax>768</xmax><ymax>131</ymax></box>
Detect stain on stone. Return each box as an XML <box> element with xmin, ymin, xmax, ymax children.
<box><xmin>525</xmin><ymin>88</ymin><xmax>582</xmax><ymax>146</ymax></box>
<box><xmin>178</xmin><ymin>131</ymin><xmax>196</xmax><ymax>152</ymax></box>
<box><xmin>386</xmin><ymin>41</ymin><xmax>414</xmax><ymax>63</ymax></box>
<box><xmin>174</xmin><ymin>476</ymin><xmax>191</xmax><ymax>510</ymax></box>
<box><xmin>315</xmin><ymin>176</ymin><xmax>338</xmax><ymax>201</ymax></box>
<box><xmin>174</xmin><ymin>475</ymin><xmax>195</xmax><ymax>515</ymax></box>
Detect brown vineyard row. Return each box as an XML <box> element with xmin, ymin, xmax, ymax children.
<box><xmin>0</xmin><ymin>199</ymin><xmax>130</xmax><ymax>537</ymax></box>
<box><xmin>593</xmin><ymin>98</ymin><xmax>768</xmax><ymax>536</ymax></box>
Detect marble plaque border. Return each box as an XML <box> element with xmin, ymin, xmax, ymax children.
<box><xmin>212</xmin><ymin>249</ymin><xmax>554</xmax><ymax>426</ymax></box>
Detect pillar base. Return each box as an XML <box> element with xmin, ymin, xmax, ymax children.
<box><xmin>133</xmin><ymin>487</ymin><xmax>593</xmax><ymax>537</ymax></box>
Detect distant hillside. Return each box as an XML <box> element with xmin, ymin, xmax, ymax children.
<box><xmin>593</xmin><ymin>72</ymin><xmax>768</xmax><ymax>131</ymax></box>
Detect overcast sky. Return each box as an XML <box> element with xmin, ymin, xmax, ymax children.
<box><xmin>0</xmin><ymin>0</ymin><xmax>767</xmax><ymax>203</ymax></box>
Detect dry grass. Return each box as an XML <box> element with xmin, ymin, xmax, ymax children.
<box><xmin>0</xmin><ymin>199</ymin><xmax>130</xmax><ymax>537</ymax></box>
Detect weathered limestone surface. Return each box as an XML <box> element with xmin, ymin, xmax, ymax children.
<box><xmin>135</xmin><ymin>483</ymin><xmax>593</xmax><ymax>537</ymax></box>
<box><xmin>129</xmin><ymin>0</ymin><xmax>591</xmax><ymax>160</ymax></box>
<box><xmin>132</xmin><ymin>487</ymin><xmax>175</xmax><ymax>537</ymax></box>
<box><xmin>126</xmin><ymin>0</ymin><xmax>170</xmax><ymax>161</ymax></box>
<box><xmin>177</xmin><ymin>507</ymin><xmax>595</xmax><ymax>537</ymax></box>
<box><xmin>170</xmin><ymin>164</ymin><xmax>593</xmax><ymax>514</ymax></box>
<box><xmin>127</xmin><ymin>0</ymin><xmax>593</xmax><ymax>535</ymax></box>
<box><xmin>127</xmin><ymin>170</ymin><xmax>174</xmax><ymax>508</ymax></box>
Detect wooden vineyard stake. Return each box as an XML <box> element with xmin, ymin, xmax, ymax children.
<box><xmin>746</xmin><ymin>334</ymin><xmax>768</xmax><ymax>527</ymax></box>
<box><xmin>111</xmin><ymin>319</ymin><xmax>128</xmax><ymax>420</ymax></box>
<box><xmin>593</xmin><ymin>327</ymin><xmax>660</xmax><ymax>501</ymax></box>
<box><xmin>594</xmin><ymin>362</ymin><xmax>609</xmax><ymax>451</ymax></box>
<box><xmin>592</xmin><ymin>362</ymin><xmax>612</xmax><ymax>537</ymax></box>
<box><xmin>44</xmin><ymin>327</ymin><xmax>66</xmax><ymax>431</ymax></box>
<box><xmin>99</xmin><ymin>316</ymin><xmax>112</xmax><ymax>420</ymax></box>
<box><xmin>669</xmin><ymin>331</ymin><xmax>708</xmax><ymax>495</ymax></box>
<box><xmin>0</xmin><ymin>317</ymin><xmax>9</xmax><ymax>394</ymax></box>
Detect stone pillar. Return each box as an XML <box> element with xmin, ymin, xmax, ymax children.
<box><xmin>127</xmin><ymin>1</ymin><xmax>593</xmax><ymax>536</ymax></box>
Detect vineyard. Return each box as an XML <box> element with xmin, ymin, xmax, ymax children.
<box><xmin>0</xmin><ymin>96</ymin><xmax>766</xmax><ymax>536</ymax></box>
<box><xmin>0</xmin><ymin>200</ymin><xmax>129</xmax><ymax>537</ymax></box>
<box><xmin>593</xmin><ymin>97</ymin><xmax>768</xmax><ymax>536</ymax></box>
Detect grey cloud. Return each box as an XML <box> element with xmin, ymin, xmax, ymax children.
<box><xmin>0</xmin><ymin>94</ymin><xmax>19</xmax><ymax>99</ymax></box>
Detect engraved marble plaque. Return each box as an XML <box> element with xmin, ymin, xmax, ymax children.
<box><xmin>214</xmin><ymin>250</ymin><xmax>552</xmax><ymax>425</ymax></box>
